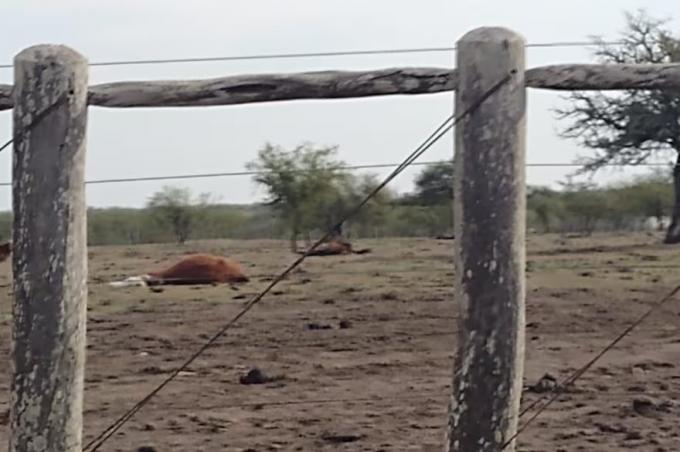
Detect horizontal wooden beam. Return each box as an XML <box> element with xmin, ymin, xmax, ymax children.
<box><xmin>88</xmin><ymin>67</ymin><xmax>455</xmax><ymax>108</ymax></box>
<box><xmin>525</xmin><ymin>63</ymin><xmax>680</xmax><ymax>90</ymax></box>
<box><xmin>1</xmin><ymin>63</ymin><xmax>680</xmax><ymax>110</ymax></box>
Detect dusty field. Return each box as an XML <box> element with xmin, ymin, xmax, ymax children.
<box><xmin>2</xmin><ymin>233</ymin><xmax>680</xmax><ymax>451</ymax></box>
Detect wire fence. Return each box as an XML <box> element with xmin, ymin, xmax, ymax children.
<box><xmin>1</xmin><ymin>37</ymin><xmax>679</xmax><ymax>452</ymax></box>
<box><xmin>79</xmin><ymin>68</ymin><xmax>518</xmax><ymax>452</ymax></box>
<box><xmin>0</xmin><ymin>40</ymin><xmax>625</xmax><ymax>70</ymax></box>
<box><xmin>0</xmin><ymin>161</ymin><xmax>670</xmax><ymax>188</ymax></box>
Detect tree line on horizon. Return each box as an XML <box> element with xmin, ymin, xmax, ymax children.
<box><xmin>0</xmin><ymin>144</ymin><xmax>672</xmax><ymax>246</ymax></box>
<box><xmin>0</xmin><ymin>9</ymin><xmax>677</xmax><ymax>248</ymax></box>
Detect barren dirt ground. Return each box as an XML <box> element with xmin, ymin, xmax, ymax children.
<box><xmin>2</xmin><ymin>233</ymin><xmax>680</xmax><ymax>451</ymax></box>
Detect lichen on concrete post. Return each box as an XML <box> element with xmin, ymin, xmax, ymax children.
<box><xmin>10</xmin><ymin>45</ymin><xmax>89</xmax><ymax>452</ymax></box>
<box><xmin>445</xmin><ymin>27</ymin><xmax>527</xmax><ymax>452</ymax></box>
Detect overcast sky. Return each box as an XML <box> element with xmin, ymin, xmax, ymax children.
<box><xmin>0</xmin><ymin>0</ymin><xmax>678</xmax><ymax>210</ymax></box>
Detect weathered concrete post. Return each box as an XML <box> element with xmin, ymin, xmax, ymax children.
<box><xmin>10</xmin><ymin>45</ymin><xmax>89</xmax><ymax>452</ymax></box>
<box><xmin>446</xmin><ymin>27</ymin><xmax>526</xmax><ymax>451</ymax></box>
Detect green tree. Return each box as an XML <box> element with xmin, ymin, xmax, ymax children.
<box><xmin>412</xmin><ymin>160</ymin><xmax>454</xmax><ymax>205</ymax></box>
<box><xmin>527</xmin><ymin>186</ymin><xmax>563</xmax><ymax>233</ymax></box>
<box><xmin>193</xmin><ymin>205</ymin><xmax>249</xmax><ymax>239</ymax></box>
<box><xmin>559</xmin><ymin>181</ymin><xmax>612</xmax><ymax>235</ymax></box>
<box><xmin>393</xmin><ymin>205</ymin><xmax>442</xmax><ymax>236</ymax></box>
<box><xmin>555</xmin><ymin>9</ymin><xmax>680</xmax><ymax>243</ymax></box>
<box><xmin>147</xmin><ymin>186</ymin><xmax>214</xmax><ymax>244</ymax></box>
<box><xmin>246</xmin><ymin>143</ymin><xmax>347</xmax><ymax>251</ymax></box>
<box><xmin>614</xmin><ymin>169</ymin><xmax>673</xmax><ymax>229</ymax></box>
<box><xmin>330</xmin><ymin>173</ymin><xmax>394</xmax><ymax>237</ymax></box>
<box><xmin>87</xmin><ymin>207</ymin><xmax>150</xmax><ymax>245</ymax></box>
<box><xmin>399</xmin><ymin>160</ymin><xmax>454</xmax><ymax>236</ymax></box>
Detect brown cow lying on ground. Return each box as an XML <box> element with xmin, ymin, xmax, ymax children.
<box><xmin>297</xmin><ymin>237</ymin><xmax>371</xmax><ymax>256</ymax></box>
<box><xmin>109</xmin><ymin>253</ymin><xmax>249</xmax><ymax>291</ymax></box>
<box><xmin>0</xmin><ymin>241</ymin><xmax>11</xmax><ymax>262</ymax></box>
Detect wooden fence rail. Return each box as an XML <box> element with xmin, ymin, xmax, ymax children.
<box><xmin>1</xmin><ymin>63</ymin><xmax>680</xmax><ymax>111</ymax></box>
<box><xmin>3</xmin><ymin>24</ymin><xmax>680</xmax><ymax>452</ymax></box>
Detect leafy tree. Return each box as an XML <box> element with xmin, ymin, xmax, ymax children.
<box><xmin>194</xmin><ymin>206</ymin><xmax>249</xmax><ymax>239</ymax></box>
<box><xmin>412</xmin><ymin>160</ymin><xmax>454</xmax><ymax>205</ymax></box>
<box><xmin>555</xmin><ymin>9</ymin><xmax>680</xmax><ymax>243</ymax></box>
<box><xmin>246</xmin><ymin>143</ymin><xmax>347</xmax><ymax>251</ymax></box>
<box><xmin>612</xmin><ymin>169</ymin><xmax>673</xmax><ymax>229</ymax></box>
<box><xmin>399</xmin><ymin>160</ymin><xmax>454</xmax><ymax>235</ymax></box>
<box><xmin>87</xmin><ymin>207</ymin><xmax>149</xmax><ymax>245</ymax></box>
<box><xmin>330</xmin><ymin>173</ymin><xmax>394</xmax><ymax>237</ymax></box>
<box><xmin>393</xmin><ymin>205</ymin><xmax>443</xmax><ymax>236</ymax></box>
<box><xmin>559</xmin><ymin>180</ymin><xmax>612</xmax><ymax>235</ymax></box>
<box><xmin>527</xmin><ymin>186</ymin><xmax>563</xmax><ymax>233</ymax></box>
<box><xmin>146</xmin><ymin>186</ymin><xmax>214</xmax><ymax>244</ymax></box>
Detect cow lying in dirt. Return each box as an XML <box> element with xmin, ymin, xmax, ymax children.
<box><xmin>109</xmin><ymin>253</ymin><xmax>249</xmax><ymax>292</ymax></box>
<box><xmin>297</xmin><ymin>237</ymin><xmax>371</xmax><ymax>256</ymax></box>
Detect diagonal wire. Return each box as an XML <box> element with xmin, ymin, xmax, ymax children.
<box><xmin>501</xmin><ymin>283</ymin><xmax>680</xmax><ymax>450</ymax></box>
<box><xmin>82</xmin><ymin>69</ymin><xmax>516</xmax><ymax>452</ymax></box>
<box><xmin>0</xmin><ymin>92</ymin><xmax>69</xmax><ymax>154</ymax></box>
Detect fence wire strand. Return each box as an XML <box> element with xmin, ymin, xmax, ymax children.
<box><xmin>0</xmin><ymin>41</ymin><xmax>624</xmax><ymax>69</ymax></box>
<box><xmin>0</xmin><ymin>161</ymin><xmax>668</xmax><ymax>187</ymax></box>
<box><xmin>82</xmin><ymin>69</ymin><xmax>516</xmax><ymax>452</ymax></box>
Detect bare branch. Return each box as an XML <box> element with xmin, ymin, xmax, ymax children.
<box><xmin>555</xmin><ymin>9</ymin><xmax>680</xmax><ymax>175</ymax></box>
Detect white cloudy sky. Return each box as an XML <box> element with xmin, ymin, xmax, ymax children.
<box><xmin>0</xmin><ymin>0</ymin><xmax>678</xmax><ymax>209</ymax></box>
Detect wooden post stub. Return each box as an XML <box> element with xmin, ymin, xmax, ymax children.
<box><xmin>10</xmin><ymin>45</ymin><xmax>89</xmax><ymax>452</ymax></box>
<box><xmin>446</xmin><ymin>27</ymin><xmax>527</xmax><ymax>452</ymax></box>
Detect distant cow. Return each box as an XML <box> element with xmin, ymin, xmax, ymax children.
<box><xmin>297</xmin><ymin>236</ymin><xmax>371</xmax><ymax>256</ymax></box>
<box><xmin>110</xmin><ymin>253</ymin><xmax>249</xmax><ymax>291</ymax></box>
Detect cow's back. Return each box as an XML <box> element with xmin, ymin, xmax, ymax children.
<box><xmin>150</xmin><ymin>253</ymin><xmax>248</xmax><ymax>284</ymax></box>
